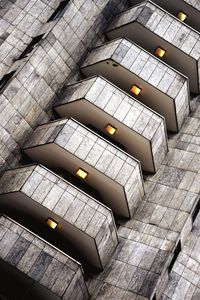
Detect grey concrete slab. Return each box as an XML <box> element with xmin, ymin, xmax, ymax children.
<box><xmin>0</xmin><ymin>215</ymin><xmax>89</xmax><ymax>300</ymax></box>
<box><xmin>81</xmin><ymin>38</ymin><xmax>190</xmax><ymax>132</ymax></box>
<box><xmin>0</xmin><ymin>164</ymin><xmax>118</xmax><ymax>269</ymax></box>
<box><xmin>108</xmin><ymin>0</ymin><xmax>200</xmax><ymax>93</ymax></box>
<box><xmin>23</xmin><ymin>119</ymin><xmax>144</xmax><ymax>218</ymax></box>
<box><xmin>54</xmin><ymin>76</ymin><xmax>168</xmax><ymax>173</ymax></box>
<box><xmin>130</xmin><ymin>0</ymin><xmax>200</xmax><ymax>33</ymax></box>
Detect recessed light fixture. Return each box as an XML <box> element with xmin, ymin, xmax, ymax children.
<box><xmin>46</xmin><ymin>218</ymin><xmax>58</xmax><ymax>229</ymax></box>
<box><xmin>155</xmin><ymin>47</ymin><xmax>166</xmax><ymax>58</ymax></box>
<box><xmin>177</xmin><ymin>11</ymin><xmax>187</xmax><ymax>22</ymax></box>
<box><xmin>76</xmin><ymin>168</ymin><xmax>88</xmax><ymax>179</ymax></box>
<box><xmin>105</xmin><ymin>124</ymin><xmax>117</xmax><ymax>135</ymax></box>
<box><xmin>130</xmin><ymin>85</ymin><xmax>142</xmax><ymax>96</ymax></box>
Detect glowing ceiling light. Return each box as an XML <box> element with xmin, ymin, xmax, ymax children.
<box><xmin>177</xmin><ymin>11</ymin><xmax>187</xmax><ymax>22</ymax></box>
<box><xmin>130</xmin><ymin>85</ymin><xmax>142</xmax><ymax>96</ymax></box>
<box><xmin>105</xmin><ymin>124</ymin><xmax>117</xmax><ymax>135</ymax></box>
<box><xmin>76</xmin><ymin>168</ymin><xmax>88</xmax><ymax>179</ymax></box>
<box><xmin>155</xmin><ymin>47</ymin><xmax>166</xmax><ymax>58</ymax></box>
<box><xmin>46</xmin><ymin>218</ymin><xmax>58</xmax><ymax>229</ymax></box>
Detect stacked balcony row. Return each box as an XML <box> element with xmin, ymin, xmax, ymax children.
<box><xmin>81</xmin><ymin>38</ymin><xmax>190</xmax><ymax>132</ymax></box>
<box><xmin>0</xmin><ymin>165</ymin><xmax>119</xmax><ymax>270</ymax></box>
<box><xmin>0</xmin><ymin>0</ymin><xmax>199</xmax><ymax>298</ymax></box>
<box><xmin>129</xmin><ymin>0</ymin><xmax>200</xmax><ymax>32</ymax></box>
<box><xmin>107</xmin><ymin>0</ymin><xmax>200</xmax><ymax>94</ymax></box>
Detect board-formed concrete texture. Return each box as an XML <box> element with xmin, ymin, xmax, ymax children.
<box><xmin>87</xmin><ymin>106</ymin><xmax>200</xmax><ymax>299</ymax></box>
<box><xmin>130</xmin><ymin>0</ymin><xmax>200</xmax><ymax>32</ymax></box>
<box><xmin>168</xmin><ymin>102</ymin><xmax>200</xmax><ymax>155</ymax></box>
<box><xmin>0</xmin><ymin>215</ymin><xmax>89</xmax><ymax>300</ymax></box>
<box><xmin>23</xmin><ymin>118</ymin><xmax>144</xmax><ymax>218</ymax></box>
<box><xmin>184</xmin><ymin>0</ymin><xmax>200</xmax><ymax>10</ymax></box>
<box><xmin>54</xmin><ymin>76</ymin><xmax>168</xmax><ymax>173</ymax></box>
<box><xmin>81</xmin><ymin>38</ymin><xmax>190</xmax><ymax>132</ymax></box>
<box><xmin>161</xmin><ymin>210</ymin><xmax>200</xmax><ymax>300</ymax></box>
<box><xmin>107</xmin><ymin>0</ymin><xmax>200</xmax><ymax>94</ymax></box>
<box><xmin>0</xmin><ymin>0</ymin><xmax>200</xmax><ymax>299</ymax></box>
<box><xmin>0</xmin><ymin>0</ymin><xmax>63</xmax><ymax>78</ymax></box>
<box><xmin>0</xmin><ymin>164</ymin><xmax>118</xmax><ymax>269</ymax></box>
<box><xmin>0</xmin><ymin>0</ymin><xmax>127</xmax><ymax>172</ymax></box>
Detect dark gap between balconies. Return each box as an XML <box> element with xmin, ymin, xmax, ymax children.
<box><xmin>0</xmin><ymin>71</ymin><xmax>16</xmax><ymax>92</ymax></box>
<box><xmin>168</xmin><ymin>240</ymin><xmax>181</xmax><ymax>273</ymax></box>
<box><xmin>47</xmin><ymin>0</ymin><xmax>70</xmax><ymax>22</ymax></box>
<box><xmin>192</xmin><ymin>198</ymin><xmax>200</xmax><ymax>223</ymax></box>
<box><xmin>152</xmin><ymin>294</ymin><xmax>157</xmax><ymax>300</ymax></box>
<box><xmin>16</xmin><ymin>34</ymin><xmax>44</xmax><ymax>60</ymax></box>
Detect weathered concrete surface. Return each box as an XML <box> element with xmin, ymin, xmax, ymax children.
<box><xmin>23</xmin><ymin>118</ymin><xmax>144</xmax><ymax>218</ymax></box>
<box><xmin>161</xmin><ymin>211</ymin><xmax>200</xmax><ymax>300</ymax></box>
<box><xmin>0</xmin><ymin>164</ymin><xmax>118</xmax><ymax>269</ymax></box>
<box><xmin>87</xmin><ymin>95</ymin><xmax>200</xmax><ymax>299</ymax></box>
<box><xmin>0</xmin><ymin>0</ymin><xmax>128</xmax><ymax>172</ymax></box>
<box><xmin>107</xmin><ymin>0</ymin><xmax>200</xmax><ymax>93</ymax></box>
<box><xmin>0</xmin><ymin>0</ymin><xmax>199</xmax><ymax>299</ymax></box>
<box><xmin>54</xmin><ymin>76</ymin><xmax>168</xmax><ymax>173</ymax></box>
<box><xmin>81</xmin><ymin>38</ymin><xmax>190</xmax><ymax>132</ymax></box>
<box><xmin>0</xmin><ymin>215</ymin><xmax>89</xmax><ymax>299</ymax></box>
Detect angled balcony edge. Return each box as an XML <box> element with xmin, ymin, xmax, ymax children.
<box><xmin>54</xmin><ymin>76</ymin><xmax>168</xmax><ymax>173</ymax></box>
<box><xmin>22</xmin><ymin>119</ymin><xmax>144</xmax><ymax>219</ymax></box>
<box><xmin>81</xmin><ymin>38</ymin><xmax>190</xmax><ymax>132</ymax></box>
<box><xmin>107</xmin><ymin>0</ymin><xmax>200</xmax><ymax>93</ymax></box>
<box><xmin>0</xmin><ymin>164</ymin><xmax>119</xmax><ymax>269</ymax></box>
<box><xmin>129</xmin><ymin>0</ymin><xmax>200</xmax><ymax>33</ymax></box>
<box><xmin>0</xmin><ymin>215</ymin><xmax>89</xmax><ymax>300</ymax></box>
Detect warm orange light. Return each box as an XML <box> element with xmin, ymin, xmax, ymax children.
<box><xmin>105</xmin><ymin>124</ymin><xmax>117</xmax><ymax>135</ymax></box>
<box><xmin>46</xmin><ymin>218</ymin><xmax>58</xmax><ymax>229</ymax></box>
<box><xmin>155</xmin><ymin>47</ymin><xmax>166</xmax><ymax>58</ymax></box>
<box><xmin>76</xmin><ymin>168</ymin><xmax>88</xmax><ymax>179</ymax></box>
<box><xmin>177</xmin><ymin>11</ymin><xmax>187</xmax><ymax>22</ymax></box>
<box><xmin>130</xmin><ymin>85</ymin><xmax>142</xmax><ymax>96</ymax></box>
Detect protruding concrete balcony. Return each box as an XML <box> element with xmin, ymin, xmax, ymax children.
<box><xmin>81</xmin><ymin>38</ymin><xmax>190</xmax><ymax>132</ymax></box>
<box><xmin>0</xmin><ymin>165</ymin><xmax>118</xmax><ymax>269</ymax></box>
<box><xmin>0</xmin><ymin>215</ymin><xmax>89</xmax><ymax>300</ymax></box>
<box><xmin>107</xmin><ymin>1</ymin><xmax>200</xmax><ymax>93</ymax></box>
<box><xmin>23</xmin><ymin>119</ymin><xmax>144</xmax><ymax>219</ymax></box>
<box><xmin>54</xmin><ymin>76</ymin><xmax>168</xmax><ymax>173</ymax></box>
<box><xmin>129</xmin><ymin>0</ymin><xmax>200</xmax><ymax>33</ymax></box>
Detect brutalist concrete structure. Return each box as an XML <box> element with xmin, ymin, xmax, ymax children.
<box><xmin>107</xmin><ymin>0</ymin><xmax>200</xmax><ymax>93</ymax></box>
<box><xmin>81</xmin><ymin>38</ymin><xmax>190</xmax><ymax>132</ymax></box>
<box><xmin>54</xmin><ymin>76</ymin><xmax>168</xmax><ymax>173</ymax></box>
<box><xmin>129</xmin><ymin>0</ymin><xmax>200</xmax><ymax>32</ymax></box>
<box><xmin>0</xmin><ymin>164</ymin><xmax>118</xmax><ymax>269</ymax></box>
<box><xmin>0</xmin><ymin>0</ymin><xmax>200</xmax><ymax>299</ymax></box>
<box><xmin>0</xmin><ymin>215</ymin><xmax>89</xmax><ymax>299</ymax></box>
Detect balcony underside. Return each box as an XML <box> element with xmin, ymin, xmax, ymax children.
<box><xmin>24</xmin><ymin>144</ymin><xmax>131</xmax><ymax>218</ymax></box>
<box><xmin>107</xmin><ymin>22</ymin><xmax>198</xmax><ymax>93</ymax></box>
<box><xmin>82</xmin><ymin>60</ymin><xmax>179</xmax><ymax>132</ymax></box>
<box><xmin>129</xmin><ymin>0</ymin><xmax>200</xmax><ymax>32</ymax></box>
<box><xmin>55</xmin><ymin>99</ymin><xmax>156</xmax><ymax>173</ymax></box>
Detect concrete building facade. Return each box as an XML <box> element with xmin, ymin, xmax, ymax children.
<box><xmin>0</xmin><ymin>0</ymin><xmax>199</xmax><ymax>299</ymax></box>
